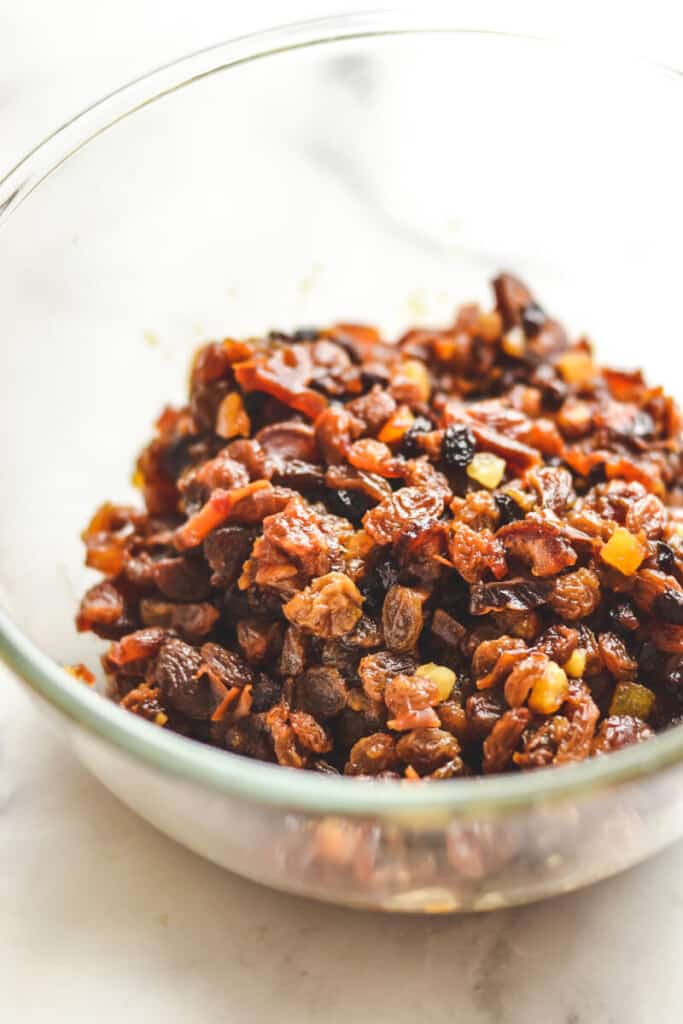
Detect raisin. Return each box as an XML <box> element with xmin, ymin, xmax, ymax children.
<box><xmin>441</xmin><ymin>424</ymin><xmax>476</xmax><ymax>469</ymax></box>
<box><xmin>283</xmin><ymin>572</ymin><xmax>363</xmax><ymax>638</ymax></box>
<box><xmin>345</xmin><ymin>733</ymin><xmax>397</xmax><ymax>776</ymax></box>
<box><xmin>155</xmin><ymin>638</ymin><xmax>212</xmax><ymax>719</ymax></box>
<box><xmin>482</xmin><ymin>708</ymin><xmax>530</xmax><ymax>773</ymax></box>
<box><xmin>327</xmin><ymin>488</ymin><xmax>372</xmax><ymax>524</ymax></box>
<box><xmin>549</xmin><ymin>568</ymin><xmax>601</xmax><ymax>621</ymax></box>
<box><xmin>400</xmin><ymin>416</ymin><xmax>434</xmax><ymax>458</ymax></box>
<box><xmin>494</xmin><ymin>492</ymin><xmax>525</xmax><ymax>526</ymax></box>
<box><xmin>250</xmin><ymin>673</ymin><xmax>283</xmax><ymax>714</ymax></box>
<box><xmin>396</xmin><ymin>728</ymin><xmax>463</xmax><ymax>776</ymax></box>
<box><xmin>171</xmin><ymin>602</ymin><xmax>220</xmax><ymax>639</ymax></box>
<box><xmin>363</xmin><ymin>486</ymin><xmax>445</xmax><ymax>545</ymax></box>
<box><xmin>598</xmin><ymin>632</ymin><xmax>638</xmax><ymax>681</ymax></box>
<box><xmin>385</xmin><ymin>673</ymin><xmax>440</xmax><ymax>730</ymax></box>
<box><xmin>654</xmin><ymin>589</ymin><xmax>683</xmax><ymax>625</ymax></box>
<box><xmin>521</xmin><ymin>302</ymin><xmax>546</xmax><ymax>337</ymax></box>
<box><xmin>382</xmin><ymin>585</ymin><xmax>424</xmax><ymax>653</ymax></box>
<box><xmin>359</xmin><ymin>650</ymin><xmax>417</xmax><ymax>702</ymax></box>
<box><xmin>296</xmin><ymin>666</ymin><xmax>348</xmax><ymax>719</ymax></box>
<box><xmin>656</xmin><ymin>541</ymin><xmax>677</xmax><ymax>575</ymax></box>
<box><xmin>608</xmin><ymin>600</ymin><xmax>640</xmax><ymax>635</ymax></box>
<box><xmin>465</xmin><ymin>693</ymin><xmax>507</xmax><ymax>739</ymax></box>
<box><xmin>236</xmin><ymin>618</ymin><xmax>283</xmax><ymax>664</ymax></box>
<box><xmin>592</xmin><ymin>715</ymin><xmax>654</xmax><ymax>754</ymax></box>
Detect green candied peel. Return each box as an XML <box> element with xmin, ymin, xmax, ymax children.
<box><xmin>609</xmin><ymin>681</ymin><xmax>656</xmax><ymax>721</ymax></box>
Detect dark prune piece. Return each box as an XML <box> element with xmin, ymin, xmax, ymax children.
<box><xmin>586</xmin><ymin>463</ymin><xmax>608</xmax><ymax>487</ymax></box>
<box><xmin>296</xmin><ymin>666</ymin><xmax>348</xmax><ymax>719</ymax></box>
<box><xmin>654</xmin><ymin>589</ymin><xmax>683</xmax><ymax>625</ymax></box>
<box><xmin>203</xmin><ymin>525</ymin><xmax>252</xmax><ymax>588</ymax></box>
<box><xmin>441</xmin><ymin>424</ymin><xmax>475</xmax><ymax>469</ymax></box>
<box><xmin>280</xmin><ymin>626</ymin><xmax>307</xmax><ymax>676</ymax></box>
<box><xmin>162</xmin><ymin>435</ymin><xmax>198</xmax><ymax>481</ymax></box>
<box><xmin>493</xmin><ymin>272</ymin><xmax>534</xmax><ymax>328</ymax></box>
<box><xmin>521</xmin><ymin>302</ymin><xmax>546</xmax><ymax>337</ymax></box>
<box><xmin>430</xmin><ymin>609</ymin><xmax>466</xmax><ymax>650</ymax></box>
<box><xmin>638</xmin><ymin>641</ymin><xmax>662</xmax><ymax>682</ymax></box>
<box><xmin>271</xmin><ymin>459</ymin><xmax>325</xmax><ymax>490</ymax></box>
<box><xmin>236</xmin><ymin>617</ymin><xmax>283</xmax><ymax>664</ymax></box>
<box><xmin>335</xmin><ymin>695</ymin><xmax>385</xmax><ymax>751</ymax></box>
<box><xmin>470</xmin><ymin>577</ymin><xmax>553</xmax><ymax>616</ymax></box>
<box><xmin>155</xmin><ymin>638</ymin><xmax>211</xmax><ymax>719</ymax></box>
<box><xmin>656</xmin><ymin>541</ymin><xmax>677</xmax><ymax>575</ymax></box>
<box><xmin>251</xmin><ymin>673</ymin><xmax>283</xmax><ymax>713</ymax></box>
<box><xmin>153</xmin><ymin>555</ymin><xmax>211</xmax><ymax>602</ymax></box>
<box><xmin>171</xmin><ymin>602</ymin><xmax>220</xmax><ymax>639</ymax></box>
<box><xmin>224</xmin><ymin>715</ymin><xmax>273</xmax><ymax>760</ymax></box>
<box><xmin>400</xmin><ymin>416</ymin><xmax>434</xmax><ymax>458</ymax></box>
<box><xmin>326</xmin><ymin>488</ymin><xmax>372</xmax><ymax>524</ymax></box>
<box><xmin>494</xmin><ymin>492</ymin><xmax>525</xmax><ymax>526</ymax></box>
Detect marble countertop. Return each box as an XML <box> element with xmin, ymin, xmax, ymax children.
<box><xmin>3</xmin><ymin>674</ymin><xmax>683</xmax><ymax>1023</ymax></box>
<box><xmin>3</xmin><ymin>3</ymin><xmax>683</xmax><ymax>1022</ymax></box>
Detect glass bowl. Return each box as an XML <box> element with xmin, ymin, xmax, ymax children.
<box><xmin>2</xmin><ymin>12</ymin><xmax>683</xmax><ymax>912</ymax></box>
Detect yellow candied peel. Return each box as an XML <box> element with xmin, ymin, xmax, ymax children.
<box><xmin>416</xmin><ymin>663</ymin><xmax>456</xmax><ymax>702</ymax></box>
<box><xmin>466</xmin><ymin>452</ymin><xmax>506</xmax><ymax>489</ymax></box>
<box><xmin>528</xmin><ymin>662</ymin><xmax>569</xmax><ymax>715</ymax></box>
<box><xmin>564</xmin><ymin>648</ymin><xmax>587</xmax><ymax>678</ymax></box>
<box><xmin>557</xmin><ymin>349</ymin><xmax>596</xmax><ymax>386</ymax></box>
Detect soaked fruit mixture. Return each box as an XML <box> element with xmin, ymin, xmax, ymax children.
<box><xmin>75</xmin><ymin>275</ymin><xmax>683</xmax><ymax>779</ymax></box>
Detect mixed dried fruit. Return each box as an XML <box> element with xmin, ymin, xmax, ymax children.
<box><xmin>75</xmin><ymin>274</ymin><xmax>683</xmax><ymax>779</ymax></box>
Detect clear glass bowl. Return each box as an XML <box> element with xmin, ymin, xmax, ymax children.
<box><xmin>2</xmin><ymin>13</ymin><xmax>683</xmax><ymax>912</ymax></box>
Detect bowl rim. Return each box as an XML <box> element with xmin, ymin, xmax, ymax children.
<box><xmin>2</xmin><ymin>10</ymin><xmax>683</xmax><ymax>815</ymax></box>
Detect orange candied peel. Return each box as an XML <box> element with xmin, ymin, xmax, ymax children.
<box><xmin>64</xmin><ymin>663</ymin><xmax>96</xmax><ymax>685</ymax></box>
<box><xmin>215</xmin><ymin>391</ymin><xmax>251</xmax><ymax>440</ymax></box>
<box><xmin>600</xmin><ymin>527</ymin><xmax>648</xmax><ymax>575</ymax></box>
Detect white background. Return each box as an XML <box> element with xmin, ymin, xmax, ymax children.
<box><xmin>3</xmin><ymin>2</ymin><xmax>683</xmax><ymax>1022</ymax></box>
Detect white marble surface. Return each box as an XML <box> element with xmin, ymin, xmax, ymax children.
<box><xmin>3</xmin><ymin>3</ymin><xmax>683</xmax><ymax>1022</ymax></box>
